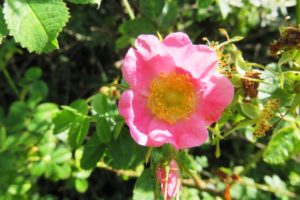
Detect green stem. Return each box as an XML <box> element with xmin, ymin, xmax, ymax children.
<box><xmin>0</xmin><ymin>63</ymin><xmax>20</xmax><ymax>98</ymax></box>
<box><xmin>297</xmin><ymin>0</ymin><xmax>300</xmax><ymax>25</ymax></box>
<box><xmin>122</xmin><ymin>0</ymin><xmax>135</xmax><ymax>20</ymax></box>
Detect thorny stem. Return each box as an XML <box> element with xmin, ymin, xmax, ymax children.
<box><xmin>0</xmin><ymin>63</ymin><xmax>20</xmax><ymax>98</ymax></box>
<box><xmin>122</xmin><ymin>0</ymin><xmax>135</xmax><ymax>20</ymax></box>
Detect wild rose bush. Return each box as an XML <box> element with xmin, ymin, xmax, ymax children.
<box><xmin>0</xmin><ymin>0</ymin><xmax>300</xmax><ymax>200</ymax></box>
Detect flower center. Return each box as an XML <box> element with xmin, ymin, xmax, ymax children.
<box><xmin>147</xmin><ymin>72</ymin><xmax>197</xmax><ymax>124</ymax></box>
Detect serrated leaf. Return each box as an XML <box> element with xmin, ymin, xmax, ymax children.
<box><xmin>92</xmin><ymin>94</ymin><xmax>109</xmax><ymax>114</ymax></box>
<box><xmin>263</xmin><ymin>127</ymin><xmax>300</xmax><ymax>164</ymax></box>
<box><xmin>53</xmin><ymin>110</ymin><xmax>77</xmax><ymax>134</ymax></box>
<box><xmin>69</xmin><ymin>0</ymin><xmax>102</xmax><ymax>6</ymax></box>
<box><xmin>80</xmin><ymin>134</ymin><xmax>105</xmax><ymax>170</ymax></box>
<box><xmin>70</xmin><ymin>99</ymin><xmax>88</xmax><ymax>115</ymax></box>
<box><xmin>133</xmin><ymin>169</ymin><xmax>155</xmax><ymax>200</ymax></box>
<box><xmin>3</xmin><ymin>0</ymin><xmax>69</xmax><ymax>53</ymax></box>
<box><xmin>139</xmin><ymin>0</ymin><xmax>164</xmax><ymax>19</ymax></box>
<box><xmin>96</xmin><ymin>117</ymin><xmax>111</xmax><ymax>143</ymax></box>
<box><xmin>158</xmin><ymin>1</ymin><xmax>178</xmax><ymax>30</ymax></box>
<box><xmin>68</xmin><ymin>117</ymin><xmax>90</xmax><ymax>149</ymax></box>
<box><xmin>107</xmin><ymin>129</ymin><xmax>147</xmax><ymax>169</ymax></box>
<box><xmin>0</xmin><ymin>6</ymin><xmax>8</xmax><ymax>43</ymax></box>
<box><xmin>119</xmin><ymin>18</ymin><xmax>156</xmax><ymax>38</ymax></box>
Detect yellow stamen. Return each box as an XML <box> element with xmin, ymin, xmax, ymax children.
<box><xmin>147</xmin><ymin>72</ymin><xmax>197</xmax><ymax>124</ymax></box>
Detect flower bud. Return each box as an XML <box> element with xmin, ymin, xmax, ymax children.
<box><xmin>156</xmin><ymin>160</ymin><xmax>181</xmax><ymax>200</ymax></box>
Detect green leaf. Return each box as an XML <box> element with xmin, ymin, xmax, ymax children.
<box><xmin>3</xmin><ymin>0</ymin><xmax>69</xmax><ymax>53</ymax></box>
<box><xmin>75</xmin><ymin>178</ymin><xmax>89</xmax><ymax>193</ymax></box>
<box><xmin>30</xmin><ymin>162</ymin><xmax>46</xmax><ymax>177</ymax></box>
<box><xmin>263</xmin><ymin>127</ymin><xmax>300</xmax><ymax>165</ymax></box>
<box><xmin>25</xmin><ymin>67</ymin><xmax>42</xmax><ymax>81</ymax></box>
<box><xmin>0</xmin><ymin>126</ymin><xmax>6</xmax><ymax>149</ymax></box>
<box><xmin>53</xmin><ymin>110</ymin><xmax>77</xmax><ymax>134</ymax></box>
<box><xmin>28</xmin><ymin>80</ymin><xmax>49</xmax><ymax>104</ymax></box>
<box><xmin>70</xmin><ymin>99</ymin><xmax>88</xmax><ymax>115</ymax></box>
<box><xmin>198</xmin><ymin>0</ymin><xmax>214</xmax><ymax>8</ymax></box>
<box><xmin>34</xmin><ymin>103</ymin><xmax>59</xmax><ymax>122</ymax></box>
<box><xmin>107</xmin><ymin>129</ymin><xmax>147</xmax><ymax>169</ymax></box>
<box><xmin>69</xmin><ymin>0</ymin><xmax>102</xmax><ymax>6</ymax></box>
<box><xmin>51</xmin><ymin>148</ymin><xmax>72</xmax><ymax>163</ymax></box>
<box><xmin>92</xmin><ymin>94</ymin><xmax>109</xmax><ymax>114</ymax></box>
<box><xmin>240</xmin><ymin>102</ymin><xmax>259</xmax><ymax>119</ymax></box>
<box><xmin>279</xmin><ymin>49</ymin><xmax>300</xmax><ymax>66</ymax></box>
<box><xmin>0</xmin><ymin>6</ymin><xmax>8</xmax><ymax>43</ymax></box>
<box><xmin>80</xmin><ymin>134</ymin><xmax>105</xmax><ymax>170</ymax></box>
<box><xmin>115</xmin><ymin>35</ymin><xmax>133</xmax><ymax>49</ymax></box>
<box><xmin>139</xmin><ymin>0</ymin><xmax>164</xmax><ymax>19</ymax></box>
<box><xmin>96</xmin><ymin>117</ymin><xmax>111</xmax><ymax>143</ymax></box>
<box><xmin>119</xmin><ymin>18</ymin><xmax>156</xmax><ymax>38</ymax></box>
<box><xmin>158</xmin><ymin>1</ymin><xmax>178</xmax><ymax>30</ymax></box>
<box><xmin>68</xmin><ymin>117</ymin><xmax>90</xmax><ymax>149</ymax></box>
<box><xmin>218</xmin><ymin>0</ymin><xmax>231</xmax><ymax>19</ymax></box>
<box><xmin>178</xmin><ymin>151</ymin><xmax>197</xmax><ymax>174</ymax></box>
<box><xmin>5</xmin><ymin>101</ymin><xmax>29</xmax><ymax>133</ymax></box>
<box><xmin>133</xmin><ymin>169</ymin><xmax>155</xmax><ymax>200</ymax></box>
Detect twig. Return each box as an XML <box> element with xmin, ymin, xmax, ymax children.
<box><xmin>122</xmin><ymin>0</ymin><xmax>135</xmax><ymax>20</ymax></box>
<box><xmin>0</xmin><ymin>62</ymin><xmax>20</xmax><ymax>98</ymax></box>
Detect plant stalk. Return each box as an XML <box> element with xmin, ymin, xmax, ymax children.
<box><xmin>0</xmin><ymin>63</ymin><xmax>20</xmax><ymax>98</ymax></box>
<box><xmin>122</xmin><ymin>0</ymin><xmax>135</xmax><ymax>20</ymax></box>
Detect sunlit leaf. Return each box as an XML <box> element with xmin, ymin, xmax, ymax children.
<box><xmin>3</xmin><ymin>0</ymin><xmax>69</xmax><ymax>53</ymax></box>
<box><xmin>263</xmin><ymin>127</ymin><xmax>300</xmax><ymax>164</ymax></box>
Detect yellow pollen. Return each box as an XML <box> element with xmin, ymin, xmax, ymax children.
<box><xmin>147</xmin><ymin>72</ymin><xmax>197</xmax><ymax>124</ymax></box>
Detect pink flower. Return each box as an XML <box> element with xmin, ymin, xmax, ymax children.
<box><xmin>156</xmin><ymin>160</ymin><xmax>181</xmax><ymax>200</ymax></box>
<box><xmin>118</xmin><ymin>32</ymin><xmax>234</xmax><ymax>149</ymax></box>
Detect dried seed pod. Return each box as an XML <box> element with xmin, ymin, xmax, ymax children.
<box><xmin>270</xmin><ymin>26</ymin><xmax>300</xmax><ymax>56</ymax></box>
<box><xmin>254</xmin><ymin>99</ymin><xmax>280</xmax><ymax>137</ymax></box>
<box><xmin>242</xmin><ymin>71</ymin><xmax>261</xmax><ymax>102</ymax></box>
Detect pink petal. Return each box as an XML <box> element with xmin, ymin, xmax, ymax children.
<box><xmin>196</xmin><ymin>74</ymin><xmax>234</xmax><ymax>125</ymax></box>
<box><xmin>147</xmin><ymin>119</ymin><xmax>177</xmax><ymax>148</ymax></box>
<box><xmin>146</xmin><ymin>114</ymin><xmax>208</xmax><ymax>149</ymax></box>
<box><xmin>122</xmin><ymin>35</ymin><xmax>175</xmax><ymax>96</ymax></box>
<box><xmin>163</xmin><ymin>32</ymin><xmax>218</xmax><ymax>80</ymax></box>
<box><xmin>173</xmin><ymin>114</ymin><xmax>208</xmax><ymax>149</ymax></box>
<box><xmin>118</xmin><ymin>90</ymin><xmax>153</xmax><ymax>145</ymax></box>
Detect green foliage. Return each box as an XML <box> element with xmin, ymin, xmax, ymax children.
<box><xmin>0</xmin><ymin>1</ymin><xmax>300</xmax><ymax>199</ymax></box>
<box><xmin>0</xmin><ymin>7</ymin><xmax>8</xmax><ymax>44</ymax></box>
<box><xmin>133</xmin><ymin>169</ymin><xmax>156</xmax><ymax>200</ymax></box>
<box><xmin>68</xmin><ymin>0</ymin><xmax>101</xmax><ymax>5</ymax></box>
<box><xmin>106</xmin><ymin>129</ymin><xmax>147</xmax><ymax>169</ymax></box>
<box><xmin>80</xmin><ymin>134</ymin><xmax>105</xmax><ymax>170</ymax></box>
<box><xmin>263</xmin><ymin>127</ymin><xmax>300</xmax><ymax>165</ymax></box>
<box><xmin>3</xmin><ymin>0</ymin><xmax>69</xmax><ymax>53</ymax></box>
